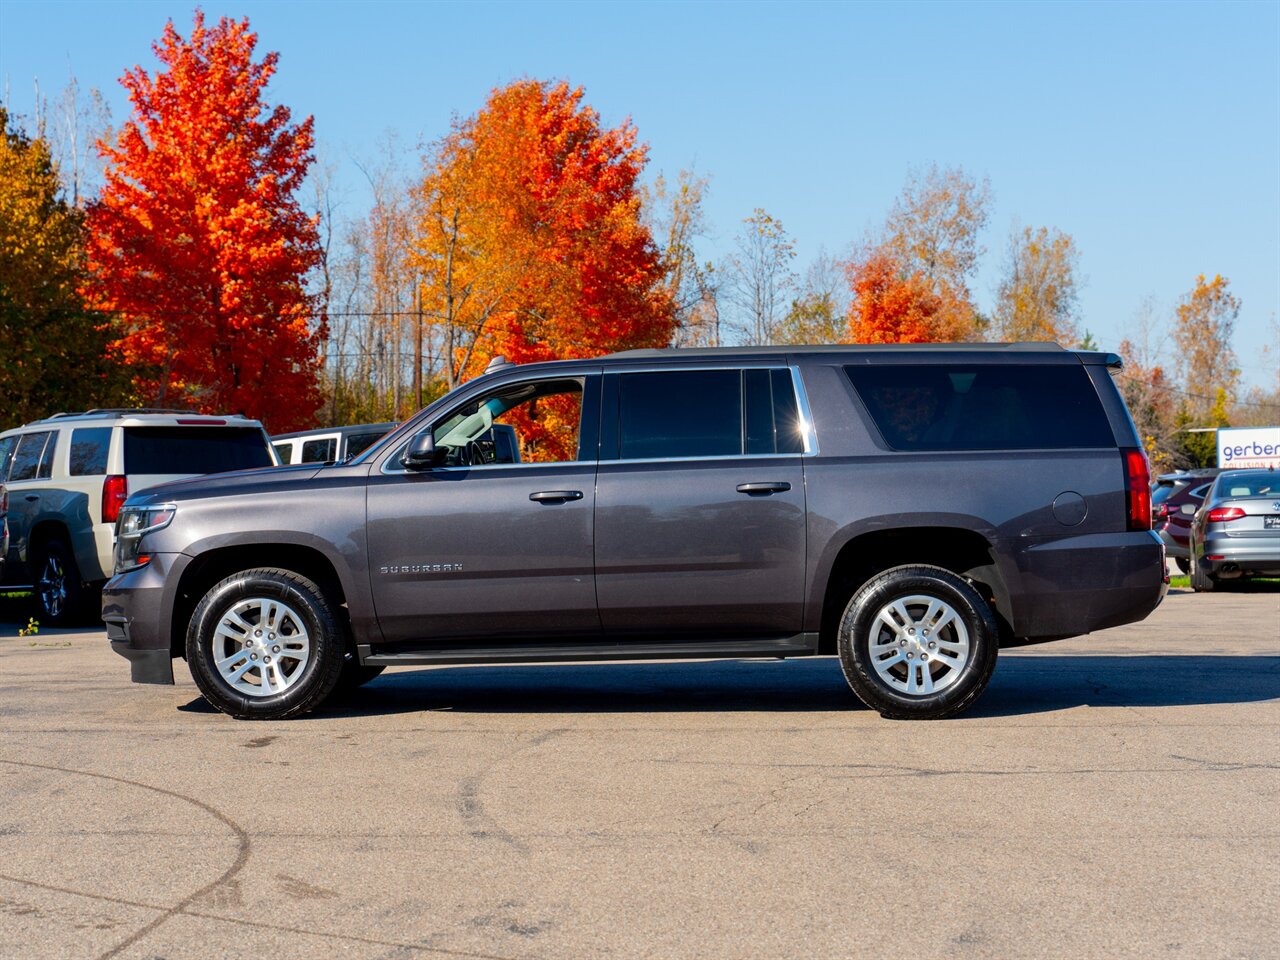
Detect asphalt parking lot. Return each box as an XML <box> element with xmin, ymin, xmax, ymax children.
<box><xmin>1</xmin><ymin>586</ymin><xmax>1277</xmax><ymax>960</ymax></box>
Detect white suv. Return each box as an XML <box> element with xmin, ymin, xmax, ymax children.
<box><xmin>0</xmin><ymin>409</ymin><xmax>277</xmax><ymax>624</ymax></box>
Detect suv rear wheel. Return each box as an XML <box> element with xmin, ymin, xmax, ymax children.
<box><xmin>837</xmin><ymin>565</ymin><xmax>999</xmax><ymax>720</ymax></box>
<box><xmin>186</xmin><ymin>568</ymin><xmax>345</xmax><ymax>720</ymax></box>
<box><xmin>34</xmin><ymin>539</ymin><xmax>88</xmax><ymax>626</ymax></box>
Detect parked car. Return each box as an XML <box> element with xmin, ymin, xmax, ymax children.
<box><xmin>103</xmin><ymin>344</ymin><xmax>1166</xmax><ymax>721</ymax></box>
<box><xmin>1189</xmin><ymin>468</ymin><xmax>1280</xmax><ymax>591</ymax></box>
<box><xmin>271</xmin><ymin>423</ymin><xmax>397</xmax><ymax>465</ymax></box>
<box><xmin>0</xmin><ymin>410</ymin><xmax>276</xmax><ymax>624</ymax></box>
<box><xmin>1152</xmin><ymin>469</ymin><xmax>1220</xmax><ymax>572</ymax></box>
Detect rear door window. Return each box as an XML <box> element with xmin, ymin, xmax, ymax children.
<box><xmin>69</xmin><ymin>428</ymin><xmax>112</xmax><ymax>476</ymax></box>
<box><xmin>124</xmin><ymin>428</ymin><xmax>273</xmax><ymax>475</ymax></box>
<box><xmin>271</xmin><ymin>441</ymin><xmax>295</xmax><ymax>465</ymax></box>
<box><xmin>8</xmin><ymin>432</ymin><xmax>53</xmax><ymax>482</ymax></box>
<box><xmin>617</xmin><ymin>370</ymin><xmax>742</xmax><ymax>460</ymax></box>
<box><xmin>300</xmin><ymin>436</ymin><xmax>338</xmax><ymax>463</ymax></box>
<box><xmin>845</xmin><ymin>363</ymin><xmax>1114</xmax><ymax>451</ymax></box>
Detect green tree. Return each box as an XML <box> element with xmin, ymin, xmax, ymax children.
<box><xmin>0</xmin><ymin>108</ymin><xmax>123</xmax><ymax>427</ymax></box>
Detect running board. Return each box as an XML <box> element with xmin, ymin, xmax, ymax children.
<box><xmin>360</xmin><ymin>633</ymin><xmax>819</xmax><ymax>666</ymax></box>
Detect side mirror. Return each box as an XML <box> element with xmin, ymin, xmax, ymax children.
<box><xmin>400</xmin><ymin>431</ymin><xmax>445</xmax><ymax>471</ymax></box>
<box><xmin>1180</xmin><ymin>503</ymin><xmax>1196</xmax><ymax>516</ymax></box>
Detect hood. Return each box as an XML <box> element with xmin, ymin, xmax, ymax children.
<box><xmin>125</xmin><ymin>463</ymin><xmax>326</xmax><ymax>506</ymax></box>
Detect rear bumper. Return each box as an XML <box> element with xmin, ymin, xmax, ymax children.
<box><xmin>1003</xmin><ymin>530</ymin><xmax>1167</xmax><ymax>640</ymax></box>
<box><xmin>1200</xmin><ymin>537</ymin><xmax>1280</xmax><ymax>578</ymax></box>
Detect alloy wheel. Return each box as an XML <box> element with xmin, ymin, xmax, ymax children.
<box><xmin>211</xmin><ymin>597</ymin><xmax>312</xmax><ymax>698</ymax></box>
<box><xmin>867</xmin><ymin>594</ymin><xmax>971</xmax><ymax>696</ymax></box>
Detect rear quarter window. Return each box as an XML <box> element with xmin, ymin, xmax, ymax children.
<box><xmin>69</xmin><ymin>427</ymin><xmax>112</xmax><ymax>476</ymax></box>
<box><xmin>844</xmin><ymin>363</ymin><xmax>1115</xmax><ymax>451</ymax></box>
<box><xmin>124</xmin><ymin>427</ymin><xmax>273</xmax><ymax>475</ymax></box>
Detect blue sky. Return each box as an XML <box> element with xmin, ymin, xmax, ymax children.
<box><xmin>2</xmin><ymin>0</ymin><xmax>1277</xmax><ymax>387</ymax></box>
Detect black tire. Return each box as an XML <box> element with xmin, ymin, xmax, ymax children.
<box><xmin>186</xmin><ymin>568</ymin><xmax>346</xmax><ymax>720</ymax></box>
<box><xmin>332</xmin><ymin>656</ymin><xmax>385</xmax><ymax>695</ymax></box>
<box><xmin>33</xmin><ymin>539</ymin><xmax>88</xmax><ymax>627</ymax></box>
<box><xmin>837</xmin><ymin>565</ymin><xmax>999</xmax><ymax>720</ymax></box>
<box><xmin>1190</xmin><ymin>541</ymin><xmax>1215</xmax><ymax>593</ymax></box>
<box><xmin>1174</xmin><ymin>557</ymin><xmax>1191</xmax><ymax>576</ymax></box>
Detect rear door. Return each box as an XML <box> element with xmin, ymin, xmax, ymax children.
<box><xmin>594</xmin><ymin>366</ymin><xmax>809</xmax><ymax>641</ymax></box>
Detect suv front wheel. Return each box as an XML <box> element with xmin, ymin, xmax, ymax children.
<box><xmin>187</xmin><ymin>568</ymin><xmax>346</xmax><ymax>720</ymax></box>
<box><xmin>838</xmin><ymin>565</ymin><xmax>999</xmax><ymax>720</ymax></box>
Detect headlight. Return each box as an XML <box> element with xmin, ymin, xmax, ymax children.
<box><xmin>114</xmin><ymin>504</ymin><xmax>176</xmax><ymax>574</ymax></box>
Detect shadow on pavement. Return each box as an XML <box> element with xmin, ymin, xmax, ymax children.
<box><xmin>179</xmin><ymin>653</ymin><xmax>1280</xmax><ymax>720</ymax></box>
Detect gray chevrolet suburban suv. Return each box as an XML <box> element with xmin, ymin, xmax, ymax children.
<box><xmin>103</xmin><ymin>344</ymin><xmax>1166</xmax><ymax>721</ymax></box>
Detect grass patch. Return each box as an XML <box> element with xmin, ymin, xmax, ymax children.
<box><xmin>0</xmin><ymin>590</ymin><xmax>32</xmax><ymax>600</ymax></box>
<box><xmin>1169</xmin><ymin>575</ymin><xmax>1190</xmax><ymax>588</ymax></box>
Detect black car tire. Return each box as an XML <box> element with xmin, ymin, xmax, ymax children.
<box><xmin>1174</xmin><ymin>557</ymin><xmax>1190</xmax><ymax>575</ymax></box>
<box><xmin>33</xmin><ymin>539</ymin><xmax>89</xmax><ymax>627</ymax></box>
<box><xmin>837</xmin><ymin>565</ymin><xmax>999</xmax><ymax>720</ymax></box>
<box><xmin>186</xmin><ymin>568</ymin><xmax>346</xmax><ymax>720</ymax></box>
<box><xmin>1190</xmin><ymin>542</ymin><xmax>1215</xmax><ymax>593</ymax></box>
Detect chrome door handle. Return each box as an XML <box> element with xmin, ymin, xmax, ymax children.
<box><xmin>736</xmin><ymin>482</ymin><xmax>791</xmax><ymax>495</ymax></box>
<box><xmin>529</xmin><ymin>490</ymin><xmax>584</xmax><ymax>503</ymax></box>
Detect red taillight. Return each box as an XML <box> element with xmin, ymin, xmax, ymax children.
<box><xmin>1123</xmin><ymin>449</ymin><xmax>1151</xmax><ymax>531</ymax></box>
<box><xmin>102</xmin><ymin>475</ymin><xmax>128</xmax><ymax>525</ymax></box>
<box><xmin>1206</xmin><ymin>506</ymin><xmax>1246</xmax><ymax>523</ymax></box>
<box><xmin>1153</xmin><ymin>502</ymin><xmax>1169</xmax><ymax>520</ymax></box>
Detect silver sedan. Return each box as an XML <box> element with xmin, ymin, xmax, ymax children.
<box><xmin>1190</xmin><ymin>469</ymin><xmax>1280</xmax><ymax>591</ymax></box>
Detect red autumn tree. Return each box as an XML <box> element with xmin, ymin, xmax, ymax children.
<box><xmin>85</xmin><ymin>12</ymin><xmax>322</xmax><ymax>431</ymax></box>
<box><xmin>845</xmin><ymin>248</ymin><xmax>974</xmax><ymax>344</ymax></box>
<box><xmin>417</xmin><ymin>79</ymin><xmax>675</xmax><ymax>390</ymax></box>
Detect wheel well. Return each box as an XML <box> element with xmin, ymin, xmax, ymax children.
<box><xmin>170</xmin><ymin>545</ymin><xmax>349</xmax><ymax>659</ymax></box>
<box><xmin>818</xmin><ymin>527</ymin><xmax>1012</xmax><ymax>653</ymax></box>
<box><xmin>27</xmin><ymin>520</ymin><xmax>71</xmax><ymax>566</ymax></box>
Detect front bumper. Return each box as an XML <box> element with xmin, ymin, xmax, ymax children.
<box><xmin>102</xmin><ymin>553</ymin><xmax>185</xmax><ymax>685</ymax></box>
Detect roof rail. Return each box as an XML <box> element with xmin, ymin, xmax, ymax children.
<box><xmin>32</xmin><ymin>408</ymin><xmax>243</xmax><ymax>423</ymax></box>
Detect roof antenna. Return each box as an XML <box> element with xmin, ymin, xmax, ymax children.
<box><xmin>484</xmin><ymin>355</ymin><xmax>511</xmax><ymax>374</ymax></box>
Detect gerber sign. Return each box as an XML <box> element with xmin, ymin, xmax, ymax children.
<box><xmin>1218</xmin><ymin>426</ymin><xmax>1280</xmax><ymax>469</ymax></box>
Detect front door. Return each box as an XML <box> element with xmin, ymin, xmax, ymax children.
<box><xmin>366</xmin><ymin>372</ymin><xmax>601</xmax><ymax>645</ymax></box>
<box><xmin>594</xmin><ymin>366</ymin><xmax>809</xmax><ymax>640</ymax></box>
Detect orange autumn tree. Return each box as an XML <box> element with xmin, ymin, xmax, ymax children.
<box><xmin>416</xmin><ymin>80</ymin><xmax>675</xmax><ymax>458</ymax></box>
<box><xmin>845</xmin><ymin>248</ymin><xmax>974</xmax><ymax>343</ymax></box>
<box><xmin>85</xmin><ymin>12</ymin><xmax>323</xmax><ymax>431</ymax></box>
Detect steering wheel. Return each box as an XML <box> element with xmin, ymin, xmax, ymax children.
<box><xmin>464</xmin><ymin>440</ymin><xmax>487</xmax><ymax>467</ymax></box>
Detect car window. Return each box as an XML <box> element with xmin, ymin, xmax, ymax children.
<box><xmin>300</xmin><ymin>436</ymin><xmax>338</xmax><ymax>463</ymax></box>
<box><xmin>1152</xmin><ymin>484</ymin><xmax>1181</xmax><ymax>506</ymax></box>
<box><xmin>344</xmin><ymin>431</ymin><xmax>387</xmax><ymax>459</ymax></box>
<box><xmin>124</xmin><ymin>427</ymin><xmax>274</xmax><ymax>474</ymax></box>
<box><xmin>69</xmin><ymin>427</ymin><xmax>112</xmax><ymax>476</ymax></box>
<box><xmin>9</xmin><ymin>432</ymin><xmax>53</xmax><ymax>482</ymax></box>
<box><xmin>1217</xmin><ymin>473</ymin><xmax>1279</xmax><ymax>497</ymax></box>
<box><xmin>36</xmin><ymin>431</ymin><xmax>58</xmax><ymax>478</ymax></box>
<box><xmin>433</xmin><ymin>378</ymin><xmax>585</xmax><ymax>465</ymax></box>
<box><xmin>618</xmin><ymin>370</ymin><xmax>742</xmax><ymax>460</ymax></box>
<box><xmin>845</xmin><ymin>364</ymin><xmax>1114</xmax><ymax>451</ymax></box>
<box><xmin>271</xmin><ymin>441</ymin><xmax>295</xmax><ymax>465</ymax></box>
<box><xmin>744</xmin><ymin>368</ymin><xmax>805</xmax><ymax>455</ymax></box>
<box><xmin>0</xmin><ymin>435</ymin><xmax>15</xmax><ymax>481</ymax></box>
<box><xmin>1190</xmin><ymin>483</ymin><xmax>1213</xmax><ymax>500</ymax></box>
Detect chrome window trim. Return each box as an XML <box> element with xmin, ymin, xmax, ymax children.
<box><xmin>789</xmin><ymin>365</ymin><xmax>819</xmax><ymax>456</ymax></box>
